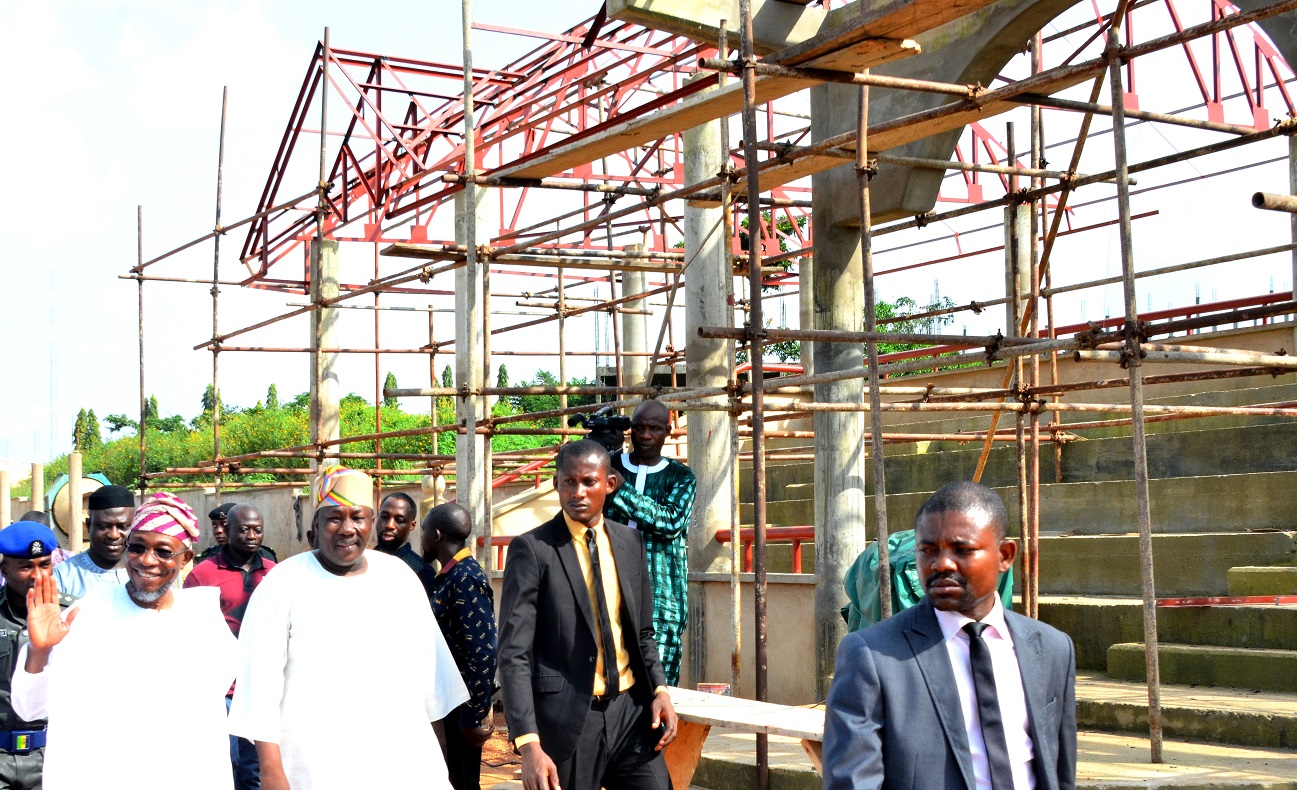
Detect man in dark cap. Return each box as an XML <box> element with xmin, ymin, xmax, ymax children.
<box><xmin>51</xmin><ymin>485</ymin><xmax>135</xmax><ymax>598</ymax></box>
<box><xmin>197</xmin><ymin>503</ymin><xmax>236</xmax><ymax>564</ymax></box>
<box><xmin>8</xmin><ymin>515</ymin><xmax>70</xmax><ymax>577</ymax></box>
<box><xmin>0</xmin><ymin>521</ymin><xmax>75</xmax><ymax>790</ymax></box>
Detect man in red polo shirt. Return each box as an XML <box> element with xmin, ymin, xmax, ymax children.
<box><xmin>184</xmin><ymin>503</ymin><xmax>276</xmax><ymax>790</ymax></box>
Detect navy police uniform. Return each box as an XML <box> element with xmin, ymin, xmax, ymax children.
<box><xmin>0</xmin><ymin>521</ymin><xmax>75</xmax><ymax>790</ymax></box>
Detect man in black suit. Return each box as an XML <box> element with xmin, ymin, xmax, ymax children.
<box><xmin>823</xmin><ymin>481</ymin><xmax>1076</xmax><ymax>790</ymax></box>
<box><xmin>500</xmin><ymin>439</ymin><xmax>678</xmax><ymax>790</ymax></box>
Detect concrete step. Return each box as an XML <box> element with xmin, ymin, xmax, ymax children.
<box><xmin>1230</xmin><ymin>566</ymin><xmax>1297</xmax><ymax>596</ymax></box>
<box><xmin>693</xmin><ymin>722</ymin><xmax>1297</xmax><ymax>789</ymax></box>
<box><xmin>1107</xmin><ymin>643</ymin><xmax>1297</xmax><ymax>693</ymax></box>
<box><xmin>1038</xmin><ymin>595</ymin><xmax>1297</xmax><ymax>670</ymax></box>
<box><xmin>722</xmin><ymin>532</ymin><xmax>1297</xmax><ymax>597</ymax></box>
<box><xmin>1076</xmin><ymin>671</ymin><xmax>1297</xmax><ymax>750</ymax></box>
<box><xmin>749</xmin><ymin>472</ymin><xmax>1297</xmax><ymax>537</ymax></box>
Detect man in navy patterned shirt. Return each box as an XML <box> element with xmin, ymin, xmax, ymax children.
<box><xmin>424</xmin><ymin>503</ymin><xmax>498</xmax><ymax>790</ymax></box>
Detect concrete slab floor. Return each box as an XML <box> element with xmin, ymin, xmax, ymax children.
<box><xmin>698</xmin><ymin>728</ymin><xmax>1297</xmax><ymax>788</ymax></box>
<box><xmin>1077</xmin><ymin>671</ymin><xmax>1297</xmax><ymax>716</ymax></box>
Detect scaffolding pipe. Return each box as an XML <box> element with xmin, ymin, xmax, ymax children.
<box><xmin>1107</xmin><ymin>28</ymin><xmax>1164</xmax><ymax>762</ymax></box>
<box><xmin>738</xmin><ymin>3</ymin><xmax>770</xmax><ymax>786</ymax></box>
<box><xmin>212</xmin><ymin>86</ymin><xmax>229</xmax><ymax>507</ymax></box>
<box><xmin>1253</xmin><ymin>191</ymin><xmax>1297</xmax><ymax>213</ymax></box>
<box><xmin>137</xmin><ymin>207</ymin><xmax>147</xmax><ymax>492</ymax></box>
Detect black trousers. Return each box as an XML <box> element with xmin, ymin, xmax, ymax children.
<box><xmin>554</xmin><ymin>691</ymin><xmax>671</xmax><ymax>790</ymax></box>
<box><xmin>443</xmin><ymin>707</ymin><xmax>484</xmax><ymax>790</ymax></box>
<box><xmin>0</xmin><ymin>747</ymin><xmax>43</xmax><ymax>790</ymax></box>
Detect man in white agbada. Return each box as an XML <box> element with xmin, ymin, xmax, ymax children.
<box><xmin>13</xmin><ymin>492</ymin><xmax>239</xmax><ymax>790</ymax></box>
<box><xmin>228</xmin><ymin>466</ymin><xmax>469</xmax><ymax>790</ymax></box>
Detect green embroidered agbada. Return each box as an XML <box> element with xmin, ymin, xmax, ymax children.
<box><xmin>605</xmin><ymin>453</ymin><xmax>696</xmax><ymax>686</ymax></box>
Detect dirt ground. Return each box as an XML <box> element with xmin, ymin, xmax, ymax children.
<box><xmin>480</xmin><ymin>710</ymin><xmax>521</xmax><ymax>786</ymax></box>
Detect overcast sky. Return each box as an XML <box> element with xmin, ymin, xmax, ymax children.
<box><xmin>1</xmin><ymin>0</ymin><xmax>1292</xmax><ymax>467</ymax></box>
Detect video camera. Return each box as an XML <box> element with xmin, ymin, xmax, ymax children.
<box><xmin>568</xmin><ymin>405</ymin><xmax>632</xmax><ymax>453</ymax></box>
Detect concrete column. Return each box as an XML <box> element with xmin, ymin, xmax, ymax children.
<box><xmin>798</xmin><ymin>256</ymin><xmax>814</xmax><ymax>375</ymax></box>
<box><xmin>621</xmin><ymin>245</ymin><xmax>650</xmax><ymax>387</ymax></box>
<box><xmin>68</xmin><ymin>453</ymin><xmax>83</xmax><ymax>552</ymax></box>
<box><xmin>685</xmin><ymin>117</ymin><xmax>734</xmax><ymax>574</ymax></box>
<box><xmin>1289</xmin><ymin>136</ymin><xmax>1297</xmax><ymax>357</ymax></box>
<box><xmin>455</xmin><ymin>186</ymin><xmax>490</xmax><ymax>541</ymax></box>
<box><xmin>309</xmin><ymin>239</ymin><xmax>341</xmax><ymax>450</ymax></box>
<box><xmin>30</xmin><ymin>464</ymin><xmax>43</xmax><ymax>515</ymax></box>
<box><xmin>1005</xmin><ymin>205</ymin><xmax>1032</xmax><ymax>334</ymax></box>
<box><xmin>0</xmin><ymin>471</ymin><xmax>10</xmax><ymax>526</ymax></box>
<box><xmin>810</xmin><ymin>81</ymin><xmax>868</xmax><ymax>700</ymax></box>
<box><xmin>684</xmin><ymin>113</ymin><xmax>734</xmax><ymax>689</ymax></box>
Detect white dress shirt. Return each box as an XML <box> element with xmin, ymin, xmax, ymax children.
<box><xmin>933</xmin><ymin>597</ymin><xmax>1036</xmax><ymax>790</ymax></box>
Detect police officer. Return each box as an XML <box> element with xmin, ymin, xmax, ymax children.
<box><xmin>0</xmin><ymin>521</ymin><xmax>74</xmax><ymax>790</ymax></box>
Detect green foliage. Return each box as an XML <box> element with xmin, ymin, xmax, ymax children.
<box><xmin>441</xmin><ymin>365</ymin><xmax>454</xmax><ymax>388</ymax></box>
<box><xmin>146</xmin><ymin>395</ymin><xmax>159</xmax><ymax>421</ymax></box>
<box><xmin>507</xmin><ymin>370</ymin><xmax>597</xmax><ymax>428</ymax></box>
<box><xmin>38</xmin><ymin>377</ymin><xmax>584</xmax><ymax>491</ymax></box>
<box><xmin>496</xmin><ymin>365</ymin><xmax>509</xmax><ymax>388</ymax></box>
<box><xmin>738</xmin><ymin>296</ymin><xmax>958</xmax><ymax>364</ymax></box>
<box><xmin>382</xmin><ymin>372</ymin><xmax>398</xmax><ymax>408</ymax></box>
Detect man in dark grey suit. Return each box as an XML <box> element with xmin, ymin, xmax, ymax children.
<box><xmin>823</xmin><ymin>481</ymin><xmax>1076</xmax><ymax>790</ymax></box>
<box><xmin>499</xmin><ymin>439</ymin><xmax>678</xmax><ymax>790</ymax></box>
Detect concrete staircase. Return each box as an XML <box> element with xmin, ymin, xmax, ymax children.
<box><xmin>728</xmin><ymin>374</ymin><xmax>1297</xmax><ymax>760</ymax></box>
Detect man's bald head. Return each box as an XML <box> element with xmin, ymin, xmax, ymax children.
<box><xmin>632</xmin><ymin>399</ymin><xmax>669</xmax><ymax>423</ymax></box>
<box><xmin>424</xmin><ymin>503</ymin><xmax>472</xmax><ymax>543</ymax></box>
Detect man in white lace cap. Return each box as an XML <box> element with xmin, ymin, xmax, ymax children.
<box><xmin>228</xmin><ymin>466</ymin><xmax>469</xmax><ymax>790</ymax></box>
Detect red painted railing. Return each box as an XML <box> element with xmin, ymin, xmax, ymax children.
<box><xmin>476</xmin><ymin>534</ymin><xmax>515</xmax><ymax>569</ymax></box>
<box><xmin>714</xmin><ymin>526</ymin><xmax>815</xmax><ymax>573</ymax></box>
<box><xmin>493</xmin><ymin>453</ymin><xmax>556</xmax><ymax>489</ymax></box>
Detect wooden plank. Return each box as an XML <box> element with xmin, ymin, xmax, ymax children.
<box><xmin>663</xmin><ymin>720</ymin><xmax>711</xmax><ymax>790</ymax></box>
<box><xmin>766</xmin><ymin>0</ymin><xmax>1003</xmax><ymax>71</ymax></box>
<box><xmin>801</xmin><ymin>738</ymin><xmax>825</xmax><ymax>775</ymax></box>
<box><xmin>668</xmin><ymin>687</ymin><xmax>825</xmax><ymax>741</ymax></box>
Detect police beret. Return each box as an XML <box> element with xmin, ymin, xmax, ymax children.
<box><xmin>208</xmin><ymin>502</ymin><xmax>236</xmax><ymax>520</ymax></box>
<box><xmin>0</xmin><ymin>521</ymin><xmax>60</xmax><ymax>559</ymax></box>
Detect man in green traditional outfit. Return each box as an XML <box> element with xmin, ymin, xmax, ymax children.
<box><xmin>603</xmin><ymin>400</ymin><xmax>695</xmax><ymax>686</ymax></box>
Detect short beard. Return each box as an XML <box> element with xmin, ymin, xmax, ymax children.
<box><xmin>126</xmin><ymin>580</ymin><xmax>168</xmax><ymax>605</ymax></box>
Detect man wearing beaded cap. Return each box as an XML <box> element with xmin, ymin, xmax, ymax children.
<box><xmin>228</xmin><ymin>466</ymin><xmax>468</xmax><ymax>790</ymax></box>
<box><xmin>12</xmin><ymin>493</ymin><xmax>239</xmax><ymax>790</ymax></box>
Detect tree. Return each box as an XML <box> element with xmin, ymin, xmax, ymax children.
<box><xmin>201</xmin><ymin>384</ymin><xmax>220</xmax><ymax>413</ymax></box>
<box><xmin>72</xmin><ymin>409</ymin><xmax>87</xmax><ymax>451</ymax></box>
<box><xmin>266</xmin><ymin>384</ymin><xmax>279</xmax><ymax>410</ymax></box>
<box><xmin>441</xmin><ymin>365</ymin><xmax>454</xmax><ymax>388</ymax></box>
<box><xmin>146</xmin><ymin>395</ymin><xmax>159</xmax><ymax>421</ymax></box>
<box><xmin>104</xmin><ymin>414</ymin><xmax>138</xmax><ymax>433</ymax></box>
<box><xmin>383</xmin><ymin>372</ymin><xmax>399</xmax><ymax>408</ymax></box>
<box><xmin>84</xmin><ymin>410</ymin><xmax>102</xmax><ymax>452</ymax></box>
<box><xmin>496</xmin><ymin>365</ymin><xmax>509</xmax><ymax>388</ymax></box>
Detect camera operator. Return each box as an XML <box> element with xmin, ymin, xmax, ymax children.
<box><xmin>602</xmin><ymin>400</ymin><xmax>695</xmax><ymax>687</ymax></box>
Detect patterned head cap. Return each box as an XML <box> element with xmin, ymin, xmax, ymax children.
<box><xmin>129</xmin><ymin>492</ymin><xmax>201</xmax><ymax>546</ymax></box>
<box><xmin>317</xmin><ymin>466</ymin><xmax>374</xmax><ymax>511</ymax></box>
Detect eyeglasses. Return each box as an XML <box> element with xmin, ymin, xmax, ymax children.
<box><xmin>125</xmin><ymin>543</ymin><xmax>187</xmax><ymax>563</ymax></box>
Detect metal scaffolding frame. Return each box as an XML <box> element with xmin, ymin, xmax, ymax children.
<box><xmin>126</xmin><ymin>0</ymin><xmax>1297</xmax><ymax>781</ymax></box>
